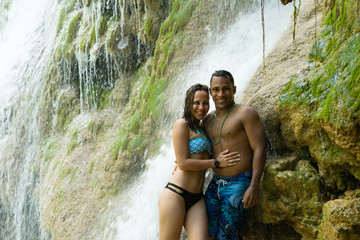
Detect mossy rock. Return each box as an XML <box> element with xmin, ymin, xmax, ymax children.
<box><xmin>260</xmin><ymin>156</ymin><xmax>326</xmax><ymax>238</ymax></box>
<box><xmin>318</xmin><ymin>190</ymin><xmax>360</xmax><ymax>240</ymax></box>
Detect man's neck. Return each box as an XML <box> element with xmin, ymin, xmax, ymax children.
<box><xmin>215</xmin><ymin>102</ymin><xmax>235</xmax><ymax>117</ymax></box>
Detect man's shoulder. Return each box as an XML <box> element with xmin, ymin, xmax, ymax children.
<box><xmin>235</xmin><ymin>104</ymin><xmax>258</xmax><ymax>115</ymax></box>
<box><xmin>233</xmin><ymin>104</ymin><xmax>261</xmax><ymax>123</ymax></box>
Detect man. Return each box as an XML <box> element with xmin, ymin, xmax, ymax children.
<box><xmin>203</xmin><ymin>70</ymin><xmax>266</xmax><ymax>240</ymax></box>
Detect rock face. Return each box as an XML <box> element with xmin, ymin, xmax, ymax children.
<box><xmin>260</xmin><ymin>156</ymin><xmax>325</xmax><ymax>239</ymax></box>
<box><xmin>242</xmin><ymin>0</ymin><xmax>360</xmax><ymax>239</ymax></box>
<box><xmin>318</xmin><ymin>190</ymin><xmax>360</xmax><ymax>240</ymax></box>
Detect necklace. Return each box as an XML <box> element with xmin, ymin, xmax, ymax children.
<box><xmin>193</xmin><ymin>125</ymin><xmax>207</xmax><ymax>139</ymax></box>
<box><xmin>210</xmin><ymin>102</ymin><xmax>235</xmax><ymax>145</ymax></box>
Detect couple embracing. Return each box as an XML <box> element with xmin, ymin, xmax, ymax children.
<box><xmin>158</xmin><ymin>70</ymin><xmax>266</xmax><ymax>240</ymax></box>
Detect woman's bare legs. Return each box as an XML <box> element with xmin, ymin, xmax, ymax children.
<box><xmin>184</xmin><ymin>198</ymin><xmax>208</xmax><ymax>240</ymax></box>
<box><xmin>158</xmin><ymin>189</ymin><xmax>185</xmax><ymax>240</ymax></box>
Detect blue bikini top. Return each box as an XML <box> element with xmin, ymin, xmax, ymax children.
<box><xmin>188</xmin><ymin>128</ymin><xmax>212</xmax><ymax>155</ymax></box>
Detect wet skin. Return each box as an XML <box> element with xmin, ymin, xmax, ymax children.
<box><xmin>203</xmin><ymin>76</ymin><xmax>266</xmax><ymax>208</ymax></box>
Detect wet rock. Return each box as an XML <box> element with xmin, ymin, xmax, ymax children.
<box><xmin>259</xmin><ymin>155</ymin><xmax>326</xmax><ymax>238</ymax></box>
<box><xmin>318</xmin><ymin>190</ymin><xmax>360</xmax><ymax>240</ymax></box>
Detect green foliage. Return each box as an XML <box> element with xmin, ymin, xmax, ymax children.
<box><xmin>280</xmin><ymin>0</ymin><xmax>360</xmax><ymax>127</ymax></box>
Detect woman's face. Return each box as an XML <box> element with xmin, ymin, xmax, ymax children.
<box><xmin>191</xmin><ymin>90</ymin><xmax>210</xmax><ymax>121</ymax></box>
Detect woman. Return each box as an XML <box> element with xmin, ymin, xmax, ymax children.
<box><xmin>158</xmin><ymin>84</ymin><xmax>241</xmax><ymax>239</ymax></box>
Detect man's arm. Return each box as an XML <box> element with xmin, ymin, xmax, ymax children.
<box><xmin>173</xmin><ymin>118</ymin><xmax>240</xmax><ymax>171</ymax></box>
<box><xmin>241</xmin><ymin>106</ymin><xmax>266</xmax><ymax>208</ymax></box>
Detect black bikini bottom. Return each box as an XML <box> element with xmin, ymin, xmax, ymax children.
<box><xmin>165</xmin><ymin>182</ymin><xmax>203</xmax><ymax>211</ymax></box>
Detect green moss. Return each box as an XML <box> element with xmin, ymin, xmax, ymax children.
<box><xmin>127</xmin><ymin>131</ymin><xmax>145</xmax><ymax>152</ymax></box>
<box><xmin>82</xmin><ymin>0</ymin><xmax>91</xmax><ymax>8</ymax></box>
<box><xmin>148</xmin><ymin>77</ymin><xmax>168</xmax><ymax>119</ymax></box>
<box><xmin>67</xmin><ymin>129</ymin><xmax>80</xmax><ymax>154</ymax></box>
<box><xmin>56</xmin><ymin>0</ymin><xmax>78</xmax><ymax>34</ymax></box>
<box><xmin>126</xmin><ymin>112</ymin><xmax>141</xmax><ymax>132</ymax></box>
<box><xmin>96</xmin><ymin>15</ymin><xmax>111</xmax><ymax>39</ymax></box>
<box><xmin>89</xmin><ymin>160</ymin><xmax>95</xmax><ymax>173</ymax></box>
<box><xmin>309</xmin><ymin>39</ymin><xmax>327</xmax><ymax>62</ymax></box>
<box><xmin>105</xmin><ymin>18</ymin><xmax>122</xmax><ymax>53</ymax></box>
<box><xmin>100</xmin><ymin>189</ymin><xmax>106</xmax><ymax>198</ymax></box>
<box><xmin>87</xmin><ymin>119</ymin><xmax>103</xmax><ymax>140</ymax></box>
<box><xmin>69</xmin><ymin>168</ymin><xmax>78</xmax><ymax>182</ymax></box>
<box><xmin>153</xmin><ymin>0</ymin><xmax>195</xmax><ymax>77</ymax></box>
<box><xmin>40</xmin><ymin>137</ymin><xmax>60</xmax><ymax>162</ymax></box>
<box><xmin>111</xmin><ymin>127</ymin><xmax>130</xmax><ymax>162</ymax></box>
<box><xmin>177</xmin><ymin>31</ymin><xmax>185</xmax><ymax>49</ymax></box>
<box><xmin>108</xmin><ymin>188</ymin><xmax>117</xmax><ymax>196</ymax></box>
<box><xmin>97</xmin><ymin>89</ymin><xmax>112</xmax><ymax>109</ymax></box>
<box><xmin>315</xmin><ymin>34</ymin><xmax>360</xmax><ymax>123</ymax></box>
<box><xmin>57</xmin><ymin>8</ymin><xmax>67</xmax><ymax>34</ymax></box>
<box><xmin>66</xmin><ymin>11</ymin><xmax>82</xmax><ymax>44</ymax></box>
<box><xmin>54</xmin><ymin>188</ymin><xmax>66</xmax><ymax>213</ymax></box>
<box><xmin>55</xmin><ymin>91</ymin><xmax>80</xmax><ymax>131</ymax></box>
<box><xmin>280</xmin><ymin>0</ymin><xmax>360</xmax><ymax>127</ymax></box>
<box><xmin>144</xmin><ymin>16</ymin><xmax>158</xmax><ymax>41</ymax></box>
<box><xmin>174</xmin><ymin>0</ymin><xmax>194</xmax><ymax>31</ymax></box>
<box><xmin>163</xmin><ymin>38</ymin><xmax>171</xmax><ymax>54</ymax></box>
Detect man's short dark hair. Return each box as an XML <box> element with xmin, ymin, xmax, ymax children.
<box><xmin>210</xmin><ymin>70</ymin><xmax>234</xmax><ymax>85</ymax></box>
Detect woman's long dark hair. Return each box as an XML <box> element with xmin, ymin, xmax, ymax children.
<box><xmin>182</xmin><ymin>84</ymin><xmax>209</xmax><ymax>132</ymax></box>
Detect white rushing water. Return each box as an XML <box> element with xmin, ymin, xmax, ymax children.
<box><xmin>0</xmin><ymin>0</ymin><xmax>58</xmax><ymax>239</ymax></box>
<box><xmin>102</xmin><ymin>1</ymin><xmax>293</xmax><ymax>239</ymax></box>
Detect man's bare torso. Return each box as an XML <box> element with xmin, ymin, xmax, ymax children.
<box><xmin>204</xmin><ymin>104</ymin><xmax>253</xmax><ymax>177</ymax></box>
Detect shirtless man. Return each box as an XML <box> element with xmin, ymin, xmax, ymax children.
<box><xmin>203</xmin><ymin>70</ymin><xmax>266</xmax><ymax>240</ymax></box>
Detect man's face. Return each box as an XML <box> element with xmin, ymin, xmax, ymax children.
<box><xmin>210</xmin><ymin>76</ymin><xmax>236</xmax><ymax>110</ymax></box>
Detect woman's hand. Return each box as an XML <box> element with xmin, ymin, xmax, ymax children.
<box><xmin>217</xmin><ymin>149</ymin><xmax>241</xmax><ymax>168</ymax></box>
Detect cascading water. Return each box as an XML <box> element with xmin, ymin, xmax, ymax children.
<box><xmin>0</xmin><ymin>0</ymin><xmax>59</xmax><ymax>239</ymax></box>
<box><xmin>101</xmin><ymin>1</ymin><xmax>292</xmax><ymax>239</ymax></box>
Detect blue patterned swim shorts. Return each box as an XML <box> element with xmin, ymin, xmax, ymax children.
<box><xmin>205</xmin><ymin>172</ymin><xmax>251</xmax><ymax>240</ymax></box>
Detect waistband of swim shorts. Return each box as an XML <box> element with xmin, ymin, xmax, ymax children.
<box><xmin>213</xmin><ymin>171</ymin><xmax>252</xmax><ymax>182</ymax></box>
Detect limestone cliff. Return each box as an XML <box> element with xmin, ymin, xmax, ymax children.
<box><xmin>242</xmin><ymin>0</ymin><xmax>360</xmax><ymax>239</ymax></box>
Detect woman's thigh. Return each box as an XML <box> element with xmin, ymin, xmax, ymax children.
<box><xmin>184</xmin><ymin>198</ymin><xmax>208</xmax><ymax>240</ymax></box>
<box><xmin>158</xmin><ymin>189</ymin><xmax>185</xmax><ymax>240</ymax></box>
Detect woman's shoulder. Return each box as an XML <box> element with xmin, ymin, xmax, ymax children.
<box><xmin>174</xmin><ymin>117</ymin><xmax>187</xmax><ymax>125</ymax></box>
<box><xmin>173</xmin><ymin>118</ymin><xmax>190</xmax><ymax>137</ymax></box>
<box><xmin>173</xmin><ymin>118</ymin><xmax>189</xmax><ymax>130</ymax></box>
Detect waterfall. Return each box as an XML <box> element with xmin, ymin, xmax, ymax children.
<box><xmin>0</xmin><ymin>0</ymin><xmax>59</xmax><ymax>239</ymax></box>
<box><xmin>100</xmin><ymin>1</ymin><xmax>292</xmax><ymax>239</ymax></box>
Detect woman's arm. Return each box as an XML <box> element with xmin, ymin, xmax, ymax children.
<box><xmin>173</xmin><ymin>119</ymin><xmax>240</xmax><ymax>171</ymax></box>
